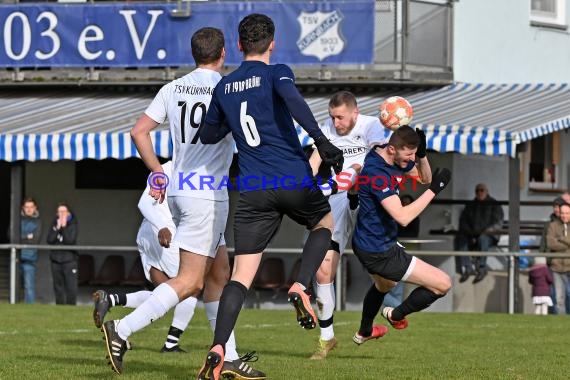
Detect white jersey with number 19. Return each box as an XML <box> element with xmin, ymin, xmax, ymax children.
<box><xmin>145</xmin><ymin>68</ymin><xmax>233</xmax><ymax>200</ymax></box>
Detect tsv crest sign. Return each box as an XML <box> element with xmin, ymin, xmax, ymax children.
<box><xmin>296</xmin><ymin>10</ymin><xmax>345</xmax><ymax>61</ymax></box>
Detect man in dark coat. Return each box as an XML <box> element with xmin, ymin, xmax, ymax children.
<box><xmin>455</xmin><ymin>183</ymin><xmax>503</xmax><ymax>283</ymax></box>
<box><xmin>47</xmin><ymin>203</ymin><xmax>78</xmax><ymax>305</ymax></box>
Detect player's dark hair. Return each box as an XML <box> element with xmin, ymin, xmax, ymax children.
<box><xmin>238</xmin><ymin>13</ymin><xmax>275</xmax><ymax>55</ymax></box>
<box><xmin>22</xmin><ymin>197</ymin><xmax>37</xmax><ymax>207</ymax></box>
<box><xmin>388</xmin><ymin>125</ymin><xmax>420</xmax><ymax>150</ymax></box>
<box><xmin>191</xmin><ymin>27</ymin><xmax>225</xmax><ymax>65</ymax></box>
<box><xmin>329</xmin><ymin>91</ymin><xmax>357</xmax><ymax>109</ymax></box>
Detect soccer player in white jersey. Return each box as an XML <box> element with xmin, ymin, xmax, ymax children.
<box><xmin>100</xmin><ymin>28</ymin><xmax>265</xmax><ymax>379</ymax></box>
<box><xmin>93</xmin><ymin>161</ymin><xmax>232</xmax><ymax>355</ymax></box>
<box><xmin>307</xmin><ymin>91</ymin><xmax>432</xmax><ymax>359</ymax></box>
<box><xmin>93</xmin><ymin>161</ymin><xmax>195</xmax><ymax>353</ymax></box>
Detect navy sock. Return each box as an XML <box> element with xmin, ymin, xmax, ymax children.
<box><xmin>296</xmin><ymin>228</ymin><xmax>332</xmax><ymax>288</ymax></box>
<box><xmin>212</xmin><ymin>280</ymin><xmax>248</xmax><ymax>351</ymax></box>
<box><xmin>359</xmin><ymin>284</ymin><xmax>386</xmax><ymax>336</ymax></box>
<box><xmin>391</xmin><ymin>287</ymin><xmax>443</xmax><ymax>321</ymax></box>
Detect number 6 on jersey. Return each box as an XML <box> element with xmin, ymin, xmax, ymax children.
<box><xmin>240</xmin><ymin>101</ymin><xmax>260</xmax><ymax>147</ymax></box>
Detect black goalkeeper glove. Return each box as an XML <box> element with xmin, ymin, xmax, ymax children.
<box><xmin>428</xmin><ymin>168</ymin><xmax>452</xmax><ymax>195</ymax></box>
<box><xmin>347</xmin><ymin>192</ymin><xmax>359</xmax><ymax>210</ymax></box>
<box><xmin>416</xmin><ymin>128</ymin><xmax>427</xmax><ymax>159</ymax></box>
<box><xmin>314</xmin><ymin>135</ymin><xmax>344</xmax><ymax>174</ymax></box>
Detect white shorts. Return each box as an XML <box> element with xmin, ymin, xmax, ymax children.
<box><xmin>136</xmin><ymin>220</ymin><xmax>180</xmax><ymax>281</ymax></box>
<box><xmin>168</xmin><ymin>196</ymin><xmax>228</xmax><ymax>258</ymax></box>
<box><xmin>329</xmin><ymin>192</ymin><xmax>357</xmax><ymax>255</ymax></box>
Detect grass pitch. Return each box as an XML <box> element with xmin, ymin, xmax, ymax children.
<box><xmin>0</xmin><ymin>303</ymin><xmax>568</xmax><ymax>379</ymax></box>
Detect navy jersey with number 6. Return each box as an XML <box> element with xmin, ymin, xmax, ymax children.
<box><xmin>205</xmin><ymin>61</ymin><xmax>316</xmax><ymax>190</ymax></box>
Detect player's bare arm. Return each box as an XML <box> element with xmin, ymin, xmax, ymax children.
<box><xmin>407</xmin><ymin>157</ymin><xmax>432</xmax><ymax>184</ymax></box>
<box><xmin>130</xmin><ymin>114</ymin><xmax>166</xmax><ymax>202</ymax></box>
<box><xmin>308</xmin><ymin>149</ymin><xmax>322</xmax><ymax>176</ymax></box>
<box><xmin>380</xmin><ymin>192</ymin><xmax>434</xmax><ymax>227</ymax></box>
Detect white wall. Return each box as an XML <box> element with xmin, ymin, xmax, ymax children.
<box><xmin>25</xmin><ymin>161</ymin><xmax>143</xmax><ymax>303</ymax></box>
<box><xmin>454</xmin><ymin>0</ymin><xmax>570</xmax><ymax>83</ymax></box>
<box><xmin>25</xmin><ymin>161</ymin><xmax>142</xmax><ymax>246</ymax></box>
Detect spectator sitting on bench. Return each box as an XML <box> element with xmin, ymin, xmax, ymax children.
<box><xmin>455</xmin><ymin>183</ymin><xmax>504</xmax><ymax>284</ymax></box>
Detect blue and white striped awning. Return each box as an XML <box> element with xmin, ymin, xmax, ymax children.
<box><xmin>407</xmin><ymin>83</ymin><xmax>570</xmax><ymax>156</ymax></box>
<box><xmin>1</xmin><ymin>83</ymin><xmax>570</xmax><ymax>161</ymax></box>
<box><xmin>0</xmin><ymin>131</ymin><xmax>171</xmax><ymax>162</ymax></box>
<box><xmin>0</xmin><ymin>90</ymin><xmax>171</xmax><ymax>162</ymax></box>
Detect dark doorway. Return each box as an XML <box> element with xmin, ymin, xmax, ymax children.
<box><xmin>0</xmin><ymin>161</ymin><xmax>11</xmax><ymax>301</ymax></box>
<box><xmin>0</xmin><ymin>161</ymin><xmax>10</xmax><ymax>243</ymax></box>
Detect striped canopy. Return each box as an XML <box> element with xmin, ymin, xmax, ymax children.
<box><xmin>297</xmin><ymin>83</ymin><xmax>570</xmax><ymax>157</ymax></box>
<box><xmin>0</xmin><ymin>90</ymin><xmax>172</xmax><ymax>161</ymax></box>
<box><xmin>1</xmin><ymin>83</ymin><xmax>570</xmax><ymax>161</ymax></box>
<box><xmin>409</xmin><ymin>83</ymin><xmax>570</xmax><ymax>156</ymax></box>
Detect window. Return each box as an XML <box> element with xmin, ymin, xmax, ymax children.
<box><xmin>531</xmin><ymin>0</ymin><xmax>567</xmax><ymax>28</ymax></box>
<box><xmin>527</xmin><ymin>131</ymin><xmax>561</xmax><ymax>190</ymax></box>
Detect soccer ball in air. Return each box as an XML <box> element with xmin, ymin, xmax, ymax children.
<box><xmin>378</xmin><ymin>96</ymin><xmax>414</xmax><ymax>130</ymax></box>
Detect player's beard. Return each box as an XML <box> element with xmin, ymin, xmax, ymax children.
<box><xmin>336</xmin><ymin>117</ymin><xmax>357</xmax><ymax>136</ymax></box>
<box><xmin>393</xmin><ymin>152</ymin><xmax>411</xmax><ymax>169</ymax></box>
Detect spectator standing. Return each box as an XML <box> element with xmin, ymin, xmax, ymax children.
<box><xmin>539</xmin><ymin>196</ymin><xmax>564</xmax><ymax>314</ymax></box>
<box><xmin>46</xmin><ymin>203</ymin><xmax>78</xmax><ymax>305</ymax></box>
<box><xmin>20</xmin><ymin>197</ymin><xmax>42</xmax><ymax>303</ymax></box>
<box><xmin>546</xmin><ymin>203</ymin><xmax>570</xmax><ymax>314</ymax></box>
<box><xmin>528</xmin><ymin>256</ymin><xmax>553</xmax><ymax>315</ymax></box>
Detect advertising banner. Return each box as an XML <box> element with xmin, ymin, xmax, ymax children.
<box><xmin>0</xmin><ymin>1</ymin><xmax>374</xmax><ymax>67</ymax></box>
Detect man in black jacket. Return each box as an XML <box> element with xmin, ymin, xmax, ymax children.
<box><xmin>47</xmin><ymin>203</ymin><xmax>78</xmax><ymax>305</ymax></box>
<box><xmin>455</xmin><ymin>183</ymin><xmax>503</xmax><ymax>283</ymax></box>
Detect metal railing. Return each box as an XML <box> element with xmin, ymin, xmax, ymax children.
<box><xmin>3</xmin><ymin>243</ymin><xmax>569</xmax><ymax>314</ymax></box>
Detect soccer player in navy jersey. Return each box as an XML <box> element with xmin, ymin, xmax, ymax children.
<box><xmin>197</xmin><ymin>13</ymin><xmax>343</xmax><ymax>379</ymax></box>
<box><xmin>351</xmin><ymin>126</ymin><xmax>452</xmax><ymax>345</ymax></box>
<box><xmin>100</xmin><ymin>27</ymin><xmax>264</xmax><ymax>379</ymax></box>
<box><xmin>306</xmin><ymin>91</ymin><xmax>433</xmax><ymax>359</ymax></box>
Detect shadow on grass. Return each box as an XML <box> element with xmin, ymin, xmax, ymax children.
<box><xmin>26</xmin><ymin>353</ymin><xmax>184</xmax><ymax>376</ymax></box>
<box><xmin>59</xmin><ymin>338</ymin><xmax>104</xmax><ymax>348</ymax></box>
<box><xmin>59</xmin><ymin>335</ymin><xmax>210</xmax><ymax>351</ymax></box>
<box><xmin>257</xmin><ymin>346</ymin><xmax>378</xmax><ymax>360</ymax></box>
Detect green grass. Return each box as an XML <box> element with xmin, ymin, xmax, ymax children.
<box><xmin>0</xmin><ymin>304</ymin><xmax>569</xmax><ymax>379</ymax></box>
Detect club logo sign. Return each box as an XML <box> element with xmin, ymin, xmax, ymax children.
<box><xmin>296</xmin><ymin>10</ymin><xmax>345</xmax><ymax>61</ymax></box>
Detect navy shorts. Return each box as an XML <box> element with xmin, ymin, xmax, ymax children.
<box><xmin>353</xmin><ymin>243</ymin><xmax>415</xmax><ymax>282</ymax></box>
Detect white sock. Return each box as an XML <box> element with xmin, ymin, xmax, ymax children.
<box><xmin>116</xmin><ymin>283</ymin><xmax>179</xmax><ymax>341</ymax></box>
<box><xmin>316</xmin><ymin>282</ymin><xmax>336</xmax><ymax>341</ymax></box>
<box><xmin>171</xmin><ymin>296</ymin><xmax>197</xmax><ymax>331</ymax></box>
<box><xmin>205</xmin><ymin>301</ymin><xmax>239</xmax><ymax>362</ymax></box>
<box><xmin>125</xmin><ymin>290</ymin><xmax>152</xmax><ymax>308</ymax></box>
